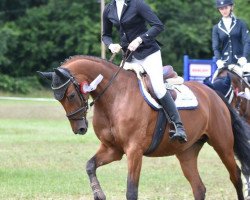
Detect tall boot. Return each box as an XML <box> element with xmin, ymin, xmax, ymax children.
<box><xmin>159</xmin><ymin>91</ymin><xmax>187</xmax><ymax>143</ymax></box>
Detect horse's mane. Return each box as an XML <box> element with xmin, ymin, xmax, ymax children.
<box><xmin>61</xmin><ymin>55</ymin><xmax>116</xmax><ymax>68</ymax></box>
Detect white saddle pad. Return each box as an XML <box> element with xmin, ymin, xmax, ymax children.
<box><xmin>138</xmin><ymin>80</ymin><xmax>198</xmax><ymax>110</ymax></box>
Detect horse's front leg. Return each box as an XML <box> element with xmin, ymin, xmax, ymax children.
<box><xmin>86</xmin><ymin>143</ymin><xmax>123</xmax><ymax>200</ymax></box>
<box><xmin>126</xmin><ymin>147</ymin><xmax>143</xmax><ymax>200</ymax></box>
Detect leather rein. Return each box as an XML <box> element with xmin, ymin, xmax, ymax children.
<box><xmin>89</xmin><ymin>50</ymin><xmax>132</xmax><ymax>106</ymax></box>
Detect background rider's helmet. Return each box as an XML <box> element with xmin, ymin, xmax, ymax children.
<box><xmin>215</xmin><ymin>0</ymin><xmax>234</xmax><ymax>8</ymax></box>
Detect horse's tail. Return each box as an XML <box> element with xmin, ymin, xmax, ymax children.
<box><xmin>216</xmin><ymin>91</ymin><xmax>250</xmax><ymax>175</ymax></box>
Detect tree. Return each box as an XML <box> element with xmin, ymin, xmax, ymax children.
<box><xmin>0</xmin><ymin>0</ymin><xmax>250</xmax><ymax>78</ymax></box>
<box><xmin>0</xmin><ymin>0</ymin><xmax>101</xmax><ymax>76</ymax></box>
<box><xmin>0</xmin><ymin>0</ymin><xmax>48</xmax><ymax>21</ymax></box>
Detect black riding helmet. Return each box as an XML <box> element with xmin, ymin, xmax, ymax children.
<box><xmin>216</xmin><ymin>0</ymin><xmax>234</xmax><ymax>8</ymax></box>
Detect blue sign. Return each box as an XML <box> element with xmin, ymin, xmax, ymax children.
<box><xmin>183</xmin><ymin>55</ymin><xmax>217</xmax><ymax>82</ymax></box>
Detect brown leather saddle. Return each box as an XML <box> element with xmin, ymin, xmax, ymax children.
<box><xmin>141</xmin><ymin>65</ymin><xmax>178</xmax><ymax>100</ymax></box>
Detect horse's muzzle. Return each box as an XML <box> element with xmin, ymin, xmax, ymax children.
<box><xmin>74</xmin><ymin>119</ymin><xmax>88</xmax><ymax>135</ymax></box>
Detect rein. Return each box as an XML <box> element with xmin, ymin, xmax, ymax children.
<box><xmin>89</xmin><ymin>50</ymin><xmax>132</xmax><ymax>106</ymax></box>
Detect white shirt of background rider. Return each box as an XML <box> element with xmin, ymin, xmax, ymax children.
<box><xmin>116</xmin><ymin>0</ymin><xmax>124</xmax><ymax>20</ymax></box>
<box><xmin>222</xmin><ymin>16</ymin><xmax>232</xmax><ymax>32</ymax></box>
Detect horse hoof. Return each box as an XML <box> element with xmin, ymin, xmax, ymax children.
<box><xmin>170</xmin><ymin>135</ymin><xmax>188</xmax><ymax>143</ymax></box>
<box><xmin>94</xmin><ymin>192</ymin><xmax>106</xmax><ymax>200</ymax></box>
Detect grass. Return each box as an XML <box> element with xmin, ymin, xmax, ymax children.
<box><xmin>0</xmin><ymin>98</ymin><xmax>241</xmax><ymax>199</ymax></box>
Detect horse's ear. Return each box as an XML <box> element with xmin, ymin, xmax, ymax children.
<box><xmin>54</xmin><ymin>68</ymin><xmax>70</xmax><ymax>80</ymax></box>
<box><xmin>37</xmin><ymin>71</ymin><xmax>53</xmax><ymax>81</ymax></box>
<box><xmin>203</xmin><ymin>77</ymin><xmax>215</xmax><ymax>89</ymax></box>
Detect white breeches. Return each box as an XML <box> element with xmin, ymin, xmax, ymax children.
<box><xmin>125</xmin><ymin>50</ymin><xmax>166</xmax><ymax>99</ymax></box>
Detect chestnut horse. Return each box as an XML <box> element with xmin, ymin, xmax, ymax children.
<box><xmin>38</xmin><ymin>55</ymin><xmax>250</xmax><ymax>200</ymax></box>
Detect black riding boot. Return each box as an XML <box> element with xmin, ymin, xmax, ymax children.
<box><xmin>159</xmin><ymin>91</ymin><xmax>187</xmax><ymax>143</ymax></box>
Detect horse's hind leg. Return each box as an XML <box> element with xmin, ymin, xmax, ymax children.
<box><xmin>86</xmin><ymin>143</ymin><xmax>123</xmax><ymax>200</ymax></box>
<box><xmin>176</xmin><ymin>141</ymin><xmax>206</xmax><ymax>200</ymax></box>
<box><xmin>209</xmin><ymin>135</ymin><xmax>244</xmax><ymax>200</ymax></box>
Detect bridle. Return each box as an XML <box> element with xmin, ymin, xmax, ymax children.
<box><xmin>52</xmin><ymin>75</ymin><xmax>89</xmax><ymax>121</ymax></box>
<box><xmin>54</xmin><ymin>50</ymin><xmax>132</xmax><ymax>119</ymax></box>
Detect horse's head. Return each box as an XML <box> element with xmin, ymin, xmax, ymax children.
<box><xmin>204</xmin><ymin>73</ymin><xmax>234</xmax><ymax>103</ymax></box>
<box><xmin>213</xmin><ymin>73</ymin><xmax>232</xmax><ymax>96</ymax></box>
<box><xmin>37</xmin><ymin>68</ymin><xmax>89</xmax><ymax>135</ymax></box>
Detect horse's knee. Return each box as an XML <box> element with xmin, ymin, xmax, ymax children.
<box><xmin>86</xmin><ymin>156</ymin><xmax>96</xmax><ymax>176</ymax></box>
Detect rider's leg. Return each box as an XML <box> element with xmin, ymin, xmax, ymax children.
<box><xmin>134</xmin><ymin>50</ymin><xmax>187</xmax><ymax>143</ymax></box>
<box><xmin>158</xmin><ymin>91</ymin><xmax>187</xmax><ymax>143</ymax></box>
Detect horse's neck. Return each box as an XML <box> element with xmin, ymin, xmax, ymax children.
<box><xmin>75</xmin><ymin>59</ymin><xmax>134</xmax><ymax>107</ymax></box>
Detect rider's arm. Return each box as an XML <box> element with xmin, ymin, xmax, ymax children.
<box><xmin>240</xmin><ymin>20</ymin><xmax>250</xmax><ymax>59</ymax></box>
<box><xmin>212</xmin><ymin>25</ymin><xmax>221</xmax><ymax>60</ymax></box>
<box><xmin>102</xmin><ymin>4</ymin><xmax>113</xmax><ymax>48</ymax></box>
<box><xmin>136</xmin><ymin>0</ymin><xmax>164</xmax><ymax>44</ymax></box>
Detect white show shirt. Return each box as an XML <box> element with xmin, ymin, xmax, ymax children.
<box><xmin>222</xmin><ymin>17</ymin><xmax>232</xmax><ymax>32</ymax></box>
<box><xmin>115</xmin><ymin>0</ymin><xmax>124</xmax><ymax>20</ymax></box>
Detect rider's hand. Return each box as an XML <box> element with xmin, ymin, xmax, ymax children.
<box><xmin>108</xmin><ymin>44</ymin><xmax>122</xmax><ymax>54</ymax></box>
<box><xmin>216</xmin><ymin>59</ymin><xmax>225</xmax><ymax>69</ymax></box>
<box><xmin>238</xmin><ymin>57</ymin><xmax>247</xmax><ymax>67</ymax></box>
<box><xmin>128</xmin><ymin>37</ymin><xmax>142</xmax><ymax>52</ymax></box>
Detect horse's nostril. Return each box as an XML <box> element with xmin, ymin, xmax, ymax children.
<box><xmin>78</xmin><ymin>127</ymin><xmax>87</xmax><ymax>135</ymax></box>
<box><xmin>80</xmin><ymin>128</ymin><xmax>85</xmax><ymax>132</ymax></box>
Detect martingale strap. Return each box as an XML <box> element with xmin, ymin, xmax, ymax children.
<box><xmin>89</xmin><ymin>50</ymin><xmax>132</xmax><ymax>106</ymax></box>
<box><xmin>144</xmin><ymin>109</ymin><xmax>167</xmax><ymax>155</ymax></box>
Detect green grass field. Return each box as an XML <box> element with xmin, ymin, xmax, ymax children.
<box><xmin>0</xmin><ymin>98</ymin><xmax>241</xmax><ymax>199</ymax></box>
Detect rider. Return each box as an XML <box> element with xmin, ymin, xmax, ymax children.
<box><xmin>212</xmin><ymin>0</ymin><xmax>250</xmax><ymax>70</ymax></box>
<box><xmin>102</xmin><ymin>0</ymin><xmax>187</xmax><ymax>143</ymax></box>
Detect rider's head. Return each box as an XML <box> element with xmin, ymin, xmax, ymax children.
<box><xmin>215</xmin><ymin>0</ymin><xmax>234</xmax><ymax>17</ymax></box>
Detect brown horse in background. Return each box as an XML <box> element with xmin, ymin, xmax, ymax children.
<box><xmin>38</xmin><ymin>55</ymin><xmax>250</xmax><ymax>200</ymax></box>
<box><xmin>204</xmin><ymin>64</ymin><xmax>250</xmax><ymax>198</ymax></box>
<box><xmin>212</xmin><ymin>65</ymin><xmax>250</xmax><ymax>124</ymax></box>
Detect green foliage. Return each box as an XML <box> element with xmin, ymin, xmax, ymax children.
<box><xmin>0</xmin><ymin>22</ymin><xmax>20</xmax><ymax>69</ymax></box>
<box><xmin>0</xmin><ymin>73</ymin><xmax>41</xmax><ymax>94</ymax></box>
<box><xmin>235</xmin><ymin>0</ymin><xmax>250</xmax><ymax>23</ymax></box>
<box><xmin>0</xmin><ymin>0</ymin><xmax>100</xmax><ymax>78</ymax></box>
<box><xmin>0</xmin><ymin>0</ymin><xmax>48</xmax><ymax>21</ymax></box>
<box><xmin>0</xmin><ymin>0</ymin><xmax>250</xmax><ymax>87</ymax></box>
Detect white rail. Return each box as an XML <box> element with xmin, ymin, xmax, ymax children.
<box><xmin>0</xmin><ymin>96</ymin><xmax>56</xmax><ymax>102</ymax></box>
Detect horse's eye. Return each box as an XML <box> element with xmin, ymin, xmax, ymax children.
<box><xmin>67</xmin><ymin>93</ymin><xmax>75</xmax><ymax>101</ymax></box>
